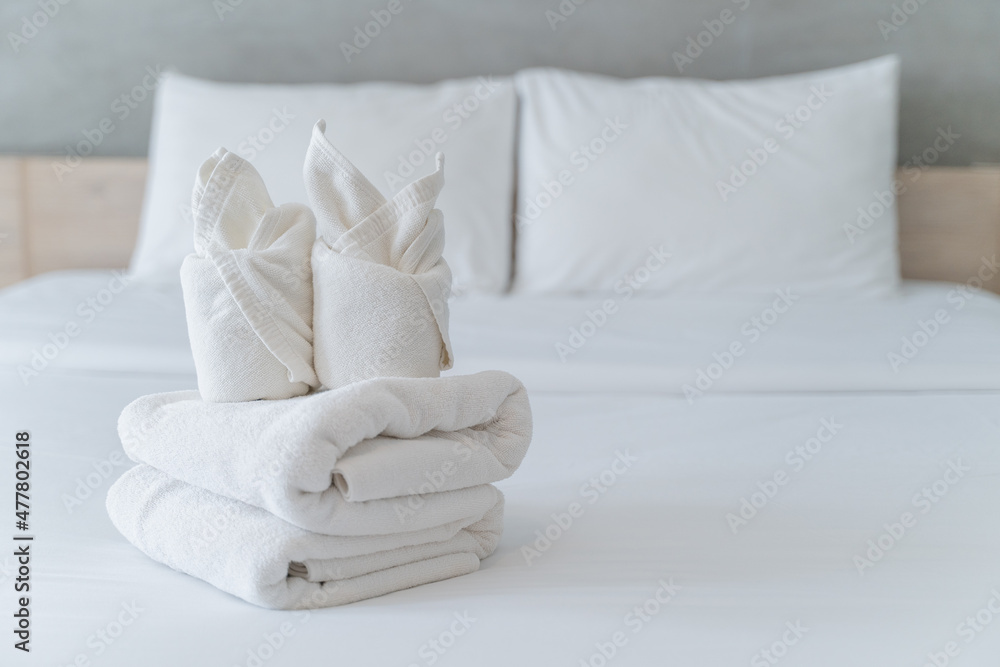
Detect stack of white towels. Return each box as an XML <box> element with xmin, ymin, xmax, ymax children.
<box><xmin>106</xmin><ymin>121</ymin><xmax>533</xmax><ymax>610</ymax></box>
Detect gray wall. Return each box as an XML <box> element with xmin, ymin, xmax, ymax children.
<box><xmin>0</xmin><ymin>0</ymin><xmax>997</xmax><ymax>166</ymax></box>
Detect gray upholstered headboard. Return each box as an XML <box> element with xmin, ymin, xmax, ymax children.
<box><xmin>0</xmin><ymin>0</ymin><xmax>998</xmax><ymax>165</ymax></box>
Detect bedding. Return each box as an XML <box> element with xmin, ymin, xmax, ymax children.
<box><xmin>0</xmin><ymin>272</ymin><xmax>1000</xmax><ymax>667</ymax></box>
<box><xmin>2</xmin><ymin>272</ymin><xmax>1000</xmax><ymax>663</ymax></box>
<box><xmin>131</xmin><ymin>71</ymin><xmax>516</xmax><ymax>293</ymax></box>
<box><xmin>513</xmin><ymin>57</ymin><xmax>901</xmax><ymax>295</ymax></box>
<box><xmin>7</xmin><ymin>271</ymin><xmax>1000</xmax><ymax>393</ymax></box>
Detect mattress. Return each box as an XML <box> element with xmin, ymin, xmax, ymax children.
<box><xmin>2</xmin><ymin>271</ymin><xmax>1000</xmax><ymax>666</ymax></box>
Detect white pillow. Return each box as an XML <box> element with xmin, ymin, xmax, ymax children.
<box><xmin>513</xmin><ymin>56</ymin><xmax>901</xmax><ymax>295</ymax></box>
<box><xmin>131</xmin><ymin>72</ymin><xmax>516</xmax><ymax>293</ymax></box>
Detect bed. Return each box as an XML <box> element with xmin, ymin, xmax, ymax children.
<box><xmin>5</xmin><ymin>58</ymin><xmax>1000</xmax><ymax>666</ymax></box>
<box><xmin>2</xmin><ymin>270</ymin><xmax>1000</xmax><ymax>666</ymax></box>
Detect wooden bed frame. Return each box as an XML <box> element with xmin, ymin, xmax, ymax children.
<box><xmin>1</xmin><ymin>156</ymin><xmax>999</xmax><ymax>293</ymax></box>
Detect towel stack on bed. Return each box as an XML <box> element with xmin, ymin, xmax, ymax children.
<box><xmin>106</xmin><ymin>121</ymin><xmax>533</xmax><ymax>610</ymax></box>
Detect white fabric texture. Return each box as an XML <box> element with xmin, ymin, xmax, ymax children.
<box><xmin>513</xmin><ymin>56</ymin><xmax>901</xmax><ymax>295</ymax></box>
<box><xmin>130</xmin><ymin>71</ymin><xmax>516</xmax><ymax>293</ymax></box>
<box><xmin>9</xmin><ymin>272</ymin><xmax>1000</xmax><ymax>394</ymax></box>
<box><xmin>106</xmin><ymin>465</ymin><xmax>504</xmax><ymax>610</ymax></box>
<box><xmin>7</xmin><ymin>273</ymin><xmax>1000</xmax><ymax>663</ymax></box>
<box><xmin>307</xmin><ymin>121</ymin><xmax>454</xmax><ymax>389</ymax></box>
<box><xmin>179</xmin><ymin>148</ymin><xmax>318</xmax><ymax>401</ymax></box>
<box><xmin>116</xmin><ymin>371</ymin><xmax>532</xmax><ymax>534</ymax></box>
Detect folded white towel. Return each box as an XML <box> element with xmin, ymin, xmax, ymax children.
<box><xmin>306</xmin><ymin>120</ymin><xmax>454</xmax><ymax>390</ymax></box>
<box><xmin>107</xmin><ymin>465</ymin><xmax>503</xmax><ymax>609</ymax></box>
<box><xmin>118</xmin><ymin>371</ymin><xmax>532</xmax><ymax>534</ymax></box>
<box><xmin>180</xmin><ymin>148</ymin><xmax>319</xmax><ymax>402</ymax></box>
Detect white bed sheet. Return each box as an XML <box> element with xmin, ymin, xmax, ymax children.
<box><xmin>2</xmin><ymin>271</ymin><xmax>1000</xmax><ymax>666</ymax></box>
<box><xmin>5</xmin><ymin>271</ymin><xmax>1000</xmax><ymax>392</ymax></box>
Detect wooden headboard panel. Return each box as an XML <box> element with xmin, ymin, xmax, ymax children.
<box><xmin>0</xmin><ymin>157</ymin><xmax>146</xmax><ymax>287</ymax></box>
<box><xmin>1</xmin><ymin>157</ymin><xmax>998</xmax><ymax>293</ymax></box>
<box><xmin>896</xmin><ymin>167</ymin><xmax>1000</xmax><ymax>292</ymax></box>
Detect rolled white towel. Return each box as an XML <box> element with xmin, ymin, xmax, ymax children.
<box><xmin>118</xmin><ymin>371</ymin><xmax>532</xmax><ymax>534</ymax></box>
<box><xmin>306</xmin><ymin>120</ymin><xmax>453</xmax><ymax>390</ymax></box>
<box><xmin>107</xmin><ymin>465</ymin><xmax>503</xmax><ymax>609</ymax></box>
<box><xmin>180</xmin><ymin>148</ymin><xmax>319</xmax><ymax>402</ymax></box>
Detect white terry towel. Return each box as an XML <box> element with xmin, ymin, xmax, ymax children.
<box><xmin>306</xmin><ymin>120</ymin><xmax>454</xmax><ymax>390</ymax></box>
<box><xmin>118</xmin><ymin>371</ymin><xmax>532</xmax><ymax>534</ymax></box>
<box><xmin>180</xmin><ymin>148</ymin><xmax>319</xmax><ymax>402</ymax></box>
<box><xmin>107</xmin><ymin>465</ymin><xmax>504</xmax><ymax>609</ymax></box>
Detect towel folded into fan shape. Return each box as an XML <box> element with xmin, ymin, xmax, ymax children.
<box><xmin>180</xmin><ymin>148</ymin><xmax>319</xmax><ymax>402</ymax></box>
<box><xmin>307</xmin><ymin>119</ymin><xmax>454</xmax><ymax>390</ymax></box>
